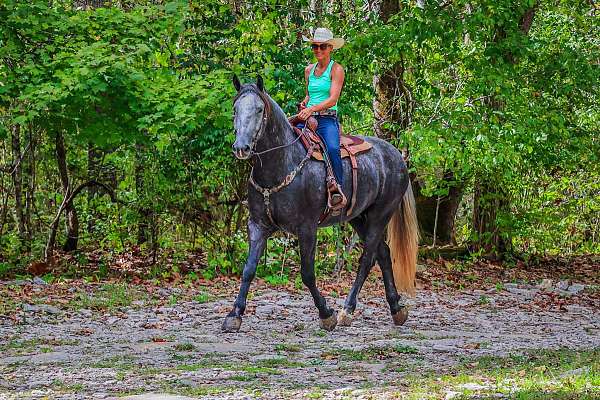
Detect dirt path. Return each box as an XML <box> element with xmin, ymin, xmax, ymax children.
<box><xmin>1</xmin><ymin>282</ymin><xmax>599</xmax><ymax>399</ymax></box>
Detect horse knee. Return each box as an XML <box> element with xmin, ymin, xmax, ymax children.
<box><xmin>300</xmin><ymin>270</ymin><xmax>315</xmax><ymax>287</ymax></box>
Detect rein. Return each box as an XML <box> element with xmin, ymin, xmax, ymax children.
<box><xmin>234</xmin><ymin>86</ymin><xmax>314</xmax><ymax>228</ymax></box>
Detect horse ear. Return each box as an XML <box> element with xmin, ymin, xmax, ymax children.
<box><xmin>232</xmin><ymin>74</ymin><xmax>241</xmax><ymax>92</ymax></box>
<box><xmin>256</xmin><ymin>75</ymin><xmax>265</xmax><ymax>92</ymax></box>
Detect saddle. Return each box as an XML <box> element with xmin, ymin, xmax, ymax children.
<box><xmin>288</xmin><ymin>115</ymin><xmax>373</xmax><ymax>220</ymax></box>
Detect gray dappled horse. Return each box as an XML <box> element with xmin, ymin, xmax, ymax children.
<box><xmin>222</xmin><ymin>75</ymin><xmax>418</xmax><ymax>332</ymax></box>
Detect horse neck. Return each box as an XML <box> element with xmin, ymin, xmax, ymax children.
<box><xmin>251</xmin><ymin>105</ymin><xmax>306</xmax><ymax>187</ymax></box>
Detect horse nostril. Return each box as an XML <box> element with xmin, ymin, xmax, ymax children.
<box><xmin>243</xmin><ymin>145</ymin><xmax>251</xmax><ymax>153</ymax></box>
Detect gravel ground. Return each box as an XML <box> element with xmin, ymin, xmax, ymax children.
<box><xmin>1</xmin><ymin>282</ymin><xmax>599</xmax><ymax>399</ymax></box>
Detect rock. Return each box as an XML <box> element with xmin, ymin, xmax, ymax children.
<box><xmin>567</xmin><ymin>283</ymin><xmax>585</xmax><ymax>295</ymax></box>
<box><xmin>79</xmin><ymin>309</ymin><xmax>93</xmax><ymax>317</ymax></box>
<box><xmin>557</xmin><ymin>280</ymin><xmax>570</xmax><ymax>291</ymax></box>
<box><xmin>255</xmin><ymin>305</ymin><xmax>275</xmax><ymax>316</ymax></box>
<box><xmin>504</xmin><ymin>286</ymin><xmax>537</xmax><ymax>299</ymax></box>
<box><xmin>32</xmin><ymin>276</ymin><xmax>47</xmax><ymax>285</ymax></box>
<box><xmin>4</xmin><ymin>279</ymin><xmax>30</xmax><ymax>286</ymax></box>
<box><xmin>22</xmin><ymin>304</ymin><xmax>60</xmax><ymax>314</ymax></box>
<box><xmin>539</xmin><ymin>278</ymin><xmax>553</xmax><ymax>290</ymax></box>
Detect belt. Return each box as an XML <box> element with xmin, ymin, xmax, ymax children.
<box><xmin>312</xmin><ymin>109</ymin><xmax>337</xmax><ymax>116</ymax></box>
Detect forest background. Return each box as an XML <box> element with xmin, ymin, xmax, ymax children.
<box><xmin>1</xmin><ymin>0</ymin><xmax>598</xmax><ymax>283</ymax></box>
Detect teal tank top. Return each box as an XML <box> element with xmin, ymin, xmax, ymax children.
<box><xmin>307</xmin><ymin>60</ymin><xmax>337</xmax><ymax>111</ymax></box>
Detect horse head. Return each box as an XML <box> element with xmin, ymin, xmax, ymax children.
<box><xmin>232</xmin><ymin>75</ymin><xmax>271</xmax><ymax>160</ymax></box>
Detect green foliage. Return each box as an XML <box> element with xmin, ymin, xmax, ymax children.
<box><xmin>0</xmin><ymin>0</ymin><xmax>598</xmax><ymax>278</ymax></box>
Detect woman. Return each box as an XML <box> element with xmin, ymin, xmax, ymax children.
<box><xmin>297</xmin><ymin>27</ymin><xmax>347</xmax><ymax>211</ymax></box>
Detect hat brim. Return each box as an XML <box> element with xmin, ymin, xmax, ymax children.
<box><xmin>302</xmin><ymin>35</ymin><xmax>345</xmax><ymax>50</ymax></box>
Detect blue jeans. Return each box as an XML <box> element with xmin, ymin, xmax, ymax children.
<box><xmin>298</xmin><ymin>116</ymin><xmax>343</xmax><ymax>186</ymax></box>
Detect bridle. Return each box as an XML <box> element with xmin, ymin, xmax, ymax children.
<box><xmin>233</xmin><ymin>85</ymin><xmax>271</xmax><ymax>158</ymax></box>
<box><xmin>233</xmin><ymin>85</ymin><xmax>316</xmax><ymax>228</ymax></box>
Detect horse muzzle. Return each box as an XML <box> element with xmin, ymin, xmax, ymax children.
<box><xmin>232</xmin><ymin>142</ymin><xmax>252</xmax><ymax>160</ymax></box>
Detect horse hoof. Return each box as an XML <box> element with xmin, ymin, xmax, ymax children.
<box><xmin>337</xmin><ymin>309</ymin><xmax>353</xmax><ymax>326</ymax></box>
<box><xmin>391</xmin><ymin>307</ymin><xmax>409</xmax><ymax>326</ymax></box>
<box><xmin>222</xmin><ymin>316</ymin><xmax>242</xmax><ymax>333</ymax></box>
<box><xmin>319</xmin><ymin>310</ymin><xmax>338</xmax><ymax>331</ymax></box>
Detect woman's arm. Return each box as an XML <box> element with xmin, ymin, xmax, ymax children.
<box><xmin>298</xmin><ymin>63</ymin><xmax>344</xmax><ymax>119</ymax></box>
<box><xmin>300</xmin><ymin>64</ymin><xmax>312</xmax><ymax>108</ymax></box>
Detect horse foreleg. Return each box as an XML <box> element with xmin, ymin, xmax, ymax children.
<box><xmin>298</xmin><ymin>227</ymin><xmax>337</xmax><ymax>331</ymax></box>
<box><xmin>337</xmin><ymin>247</ymin><xmax>377</xmax><ymax>326</ymax></box>
<box><xmin>222</xmin><ymin>220</ymin><xmax>271</xmax><ymax>333</ymax></box>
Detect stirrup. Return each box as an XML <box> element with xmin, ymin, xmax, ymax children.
<box><xmin>328</xmin><ymin>188</ymin><xmax>347</xmax><ymax>214</ymax></box>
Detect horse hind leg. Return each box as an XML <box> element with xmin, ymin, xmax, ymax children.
<box><xmin>338</xmin><ymin>214</ymin><xmax>384</xmax><ymax>327</ymax></box>
<box><xmin>377</xmin><ymin>240</ymin><xmax>410</xmax><ymax>326</ymax></box>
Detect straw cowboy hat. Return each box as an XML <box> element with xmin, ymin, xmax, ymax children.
<box><xmin>302</xmin><ymin>27</ymin><xmax>345</xmax><ymax>50</ymax></box>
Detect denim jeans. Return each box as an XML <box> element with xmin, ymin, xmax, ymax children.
<box><xmin>298</xmin><ymin>115</ymin><xmax>343</xmax><ymax>186</ymax></box>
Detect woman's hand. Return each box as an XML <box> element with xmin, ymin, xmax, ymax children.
<box><xmin>297</xmin><ymin>106</ymin><xmax>314</xmax><ymax>121</ymax></box>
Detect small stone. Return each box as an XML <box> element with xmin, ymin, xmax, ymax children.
<box><xmin>567</xmin><ymin>283</ymin><xmax>585</xmax><ymax>295</ymax></box>
<box><xmin>539</xmin><ymin>279</ymin><xmax>553</xmax><ymax>290</ymax></box>
<box><xmin>5</xmin><ymin>279</ymin><xmax>29</xmax><ymax>286</ymax></box>
<box><xmin>43</xmin><ymin>305</ymin><xmax>61</xmax><ymax>314</ymax></box>
<box><xmin>79</xmin><ymin>309</ymin><xmax>92</xmax><ymax>317</ymax></box>
<box><xmin>22</xmin><ymin>304</ymin><xmax>38</xmax><ymax>312</ymax></box>
<box><xmin>32</xmin><ymin>276</ymin><xmax>47</xmax><ymax>285</ymax></box>
<box><xmin>557</xmin><ymin>280</ymin><xmax>570</xmax><ymax>290</ymax></box>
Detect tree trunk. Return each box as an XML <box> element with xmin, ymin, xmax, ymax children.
<box><xmin>87</xmin><ymin>141</ymin><xmax>101</xmax><ymax>235</ymax></box>
<box><xmin>472</xmin><ymin>179</ymin><xmax>510</xmax><ymax>258</ymax></box>
<box><xmin>373</xmin><ymin>60</ymin><xmax>414</xmax><ymax>141</ymax></box>
<box><xmin>135</xmin><ymin>141</ymin><xmax>150</xmax><ymax>245</ymax></box>
<box><xmin>413</xmin><ymin>173</ymin><xmax>464</xmax><ymax>246</ymax></box>
<box><xmin>10</xmin><ymin>124</ymin><xmax>28</xmax><ymax>247</ymax></box>
<box><xmin>56</xmin><ymin>132</ymin><xmax>79</xmax><ymax>252</ymax></box>
<box><xmin>24</xmin><ymin>124</ymin><xmax>35</xmax><ymax>242</ymax></box>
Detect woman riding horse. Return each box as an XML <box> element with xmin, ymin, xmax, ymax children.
<box><xmin>297</xmin><ymin>27</ymin><xmax>347</xmax><ymax>211</ymax></box>
<box><xmin>224</xmin><ymin>29</ymin><xmax>418</xmax><ymax>334</ymax></box>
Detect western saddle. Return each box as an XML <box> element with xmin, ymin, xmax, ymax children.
<box><xmin>287</xmin><ymin>115</ymin><xmax>373</xmax><ymax>222</ymax></box>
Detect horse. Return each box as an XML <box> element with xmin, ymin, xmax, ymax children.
<box><xmin>222</xmin><ymin>75</ymin><xmax>418</xmax><ymax>332</ymax></box>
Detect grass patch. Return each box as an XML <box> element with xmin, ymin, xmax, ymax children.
<box><xmin>194</xmin><ymin>292</ymin><xmax>211</xmax><ymax>303</ymax></box>
<box><xmin>322</xmin><ymin>344</ymin><xmax>419</xmax><ymax>361</ymax></box>
<box><xmin>173</xmin><ymin>342</ymin><xmax>196</xmax><ymax>352</ymax></box>
<box><xmin>274</xmin><ymin>343</ymin><xmax>302</xmax><ymax>353</ymax></box>
<box><xmin>91</xmin><ymin>354</ymin><xmax>136</xmax><ymax>370</ymax></box>
<box><xmin>403</xmin><ymin>348</ymin><xmax>600</xmax><ymax>400</ymax></box>
<box><xmin>68</xmin><ymin>283</ymin><xmax>145</xmax><ymax>311</ymax></box>
<box><xmin>0</xmin><ymin>337</ymin><xmax>80</xmax><ymax>355</ymax></box>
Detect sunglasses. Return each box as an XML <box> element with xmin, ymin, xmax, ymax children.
<box><xmin>311</xmin><ymin>43</ymin><xmax>331</xmax><ymax>51</ymax></box>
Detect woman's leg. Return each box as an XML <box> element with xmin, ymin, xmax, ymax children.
<box><xmin>316</xmin><ymin>116</ymin><xmax>344</xmax><ymax>187</ymax></box>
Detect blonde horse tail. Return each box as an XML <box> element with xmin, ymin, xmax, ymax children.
<box><xmin>386</xmin><ymin>181</ymin><xmax>419</xmax><ymax>296</ymax></box>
